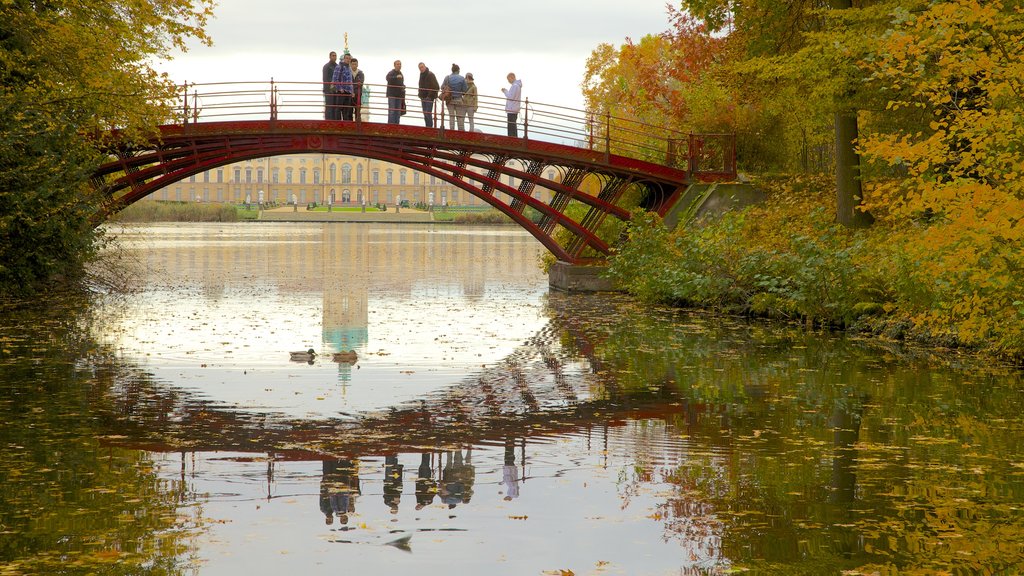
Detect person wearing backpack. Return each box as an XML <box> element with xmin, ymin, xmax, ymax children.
<box><xmin>441</xmin><ymin>64</ymin><xmax>468</xmax><ymax>131</ymax></box>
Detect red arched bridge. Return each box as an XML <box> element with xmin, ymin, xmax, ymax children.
<box><xmin>93</xmin><ymin>80</ymin><xmax>736</xmax><ymax>264</ymax></box>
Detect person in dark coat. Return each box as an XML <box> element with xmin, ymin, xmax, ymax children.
<box><xmin>417</xmin><ymin>62</ymin><xmax>439</xmax><ymax>128</ymax></box>
<box><xmin>386</xmin><ymin>60</ymin><xmax>406</xmax><ymax>124</ymax></box>
<box><xmin>322</xmin><ymin>51</ymin><xmax>338</xmax><ymax>120</ymax></box>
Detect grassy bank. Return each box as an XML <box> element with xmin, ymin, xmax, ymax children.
<box><xmin>432</xmin><ymin>209</ymin><xmax>516</xmax><ymax>224</ymax></box>
<box><xmin>606</xmin><ymin>176</ymin><xmax>1024</xmax><ymax>361</ymax></box>
<box><xmin>110</xmin><ymin>201</ymin><xmax>258</xmax><ymax>222</ymax></box>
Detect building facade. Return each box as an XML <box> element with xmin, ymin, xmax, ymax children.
<box><xmin>140</xmin><ymin>154</ymin><xmax>573</xmax><ymax>208</ymax></box>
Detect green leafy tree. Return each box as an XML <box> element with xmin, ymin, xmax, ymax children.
<box><xmin>0</xmin><ymin>0</ymin><xmax>213</xmax><ymax>295</ymax></box>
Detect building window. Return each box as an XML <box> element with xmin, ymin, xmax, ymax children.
<box><xmin>548</xmin><ymin>170</ymin><xmax>555</xmax><ymax>180</ymax></box>
<box><xmin>286</xmin><ymin>168</ymin><xmax>293</xmax><ymax>184</ymax></box>
<box><xmin>386</xmin><ymin>170</ymin><xmax>393</xmax><ymax>185</ymax></box>
<box><xmin>356</xmin><ymin>164</ymin><xmax>363</xmax><ymax>183</ymax></box>
<box><xmin>373</xmin><ymin>170</ymin><xmax>380</xmax><ymax>184</ymax></box>
<box><xmin>400</xmin><ymin>170</ymin><xmax>407</xmax><ymax>185</ymax></box>
<box><xmin>189</xmin><ymin>174</ymin><xmax>196</xmax><ymax>183</ymax></box>
<box><xmin>245</xmin><ymin>168</ymin><xmax>252</xmax><ymax>183</ymax></box>
<box><xmin>300</xmin><ymin>168</ymin><xmax>307</xmax><ymax>184</ymax></box>
<box><xmin>233</xmin><ymin>168</ymin><xmax>241</xmax><ymax>182</ymax></box>
<box><xmin>272</xmin><ymin>168</ymin><xmax>280</xmax><ymax>183</ymax></box>
<box><xmin>414</xmin><ymin>172</ymin><xmax>420</xmax><ymax>185</ymax></box>
<box><xmin>257</xmin><ymin>168</ymin><xmax>264</xmax><ymax>183</ymax></box>
<box><xmin>203</xmin><ymin>171</ymin><xmax>210</xmax><ymax>183</ymax></box>
<box><xmin>313</xmin><ymin>169</ymin><xmax>321</xmax><ymax>184</ymax></box>
<box><xmin>342</xmin><ymin>164</ymin><xmax>352</xmax><ymax>184</ymax></box>
<box><xmin>330</xmin><ymin>164</ymin><xmax>337</xmax><ymax>183</ymax></box>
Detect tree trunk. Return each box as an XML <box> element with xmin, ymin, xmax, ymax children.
<box><xmin>831</xmin><ymin>0</ymin><xmax>873</xmax><ymax>228</ymax></box>
<box><xmin>834</xmin><ymin>110</ymin><xmax>873</xmax><ymax>227</ymax></box>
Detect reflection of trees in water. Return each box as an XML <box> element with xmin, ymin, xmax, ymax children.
<box><xmin>0</xmin><ymin>299</ymin><xmax>200</xmax><ymax>575</ymax></box>
<box><xmin>545</xmin><ymin>291</ymin><xmax>1024</xmax><ymax>574</ymax></box>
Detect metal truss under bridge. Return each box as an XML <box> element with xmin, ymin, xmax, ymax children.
<box><xmin>93</xmin><ymin>80</ymin><xmax>736</xmax><ymax>265</ymax></box>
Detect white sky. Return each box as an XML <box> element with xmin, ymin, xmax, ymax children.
<box><xmin>155</xmin><ymin>0</ymin><xmax>675</xmax><ymax>111</ymax></box>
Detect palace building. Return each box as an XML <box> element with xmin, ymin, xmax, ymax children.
<box><xmin>137</xmin><ymin>153</ymin><xmax>572</xmax><ymax>207</ymax></box>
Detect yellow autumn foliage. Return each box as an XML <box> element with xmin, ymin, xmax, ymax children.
<box><xmin>602</xmin><ymin>0</ymin><xmax>1024</xmax><ymax>358</ymax></box>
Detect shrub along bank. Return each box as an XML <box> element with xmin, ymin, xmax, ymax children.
<box><xmin>110</xmin><ymin>201</ymin><xmax>256</xmax><ymax>222</ymax></box>
<box><xmin>606</xmin><ymin>176</ymin><xmax>1024</xmax><ymax>361</ymax></box>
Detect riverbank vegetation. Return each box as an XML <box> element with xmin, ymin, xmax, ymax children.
<box><xmin>0</xmin><ymin>1</ymin><xmax>213</xmax><ymax>296</ymax></box>
<box><xmin>433</xmin><ymin>209</ymin><xmax>516</xmax><ymax>224</ymax></box>
<box><xmin>111</xmin><ymin>201</ymin><xmax>255</xmax><ymax>223</ymax></box>
<box><xmin>586</xmin><ymin>1</ymin><xmax>1024</xmax><ymax>359</ymax></box>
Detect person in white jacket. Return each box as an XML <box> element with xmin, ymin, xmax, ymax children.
<box><xmin>501</xmin><ymin>73</ymin><xmax>522</xmax><ymax>137</ymax></box>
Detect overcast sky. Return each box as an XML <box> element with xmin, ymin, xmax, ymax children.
<box><xmin>155</xmin><ymin>0</ymin><xmax>675</xmax><ymax>111</ymax></box>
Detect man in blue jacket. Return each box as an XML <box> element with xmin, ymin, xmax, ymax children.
<box><xmin>332</xmin><ymin>52</ymin><xmax>355</xmax><ymax>121</ymax></box>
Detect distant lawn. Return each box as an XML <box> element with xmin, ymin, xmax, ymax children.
<box><xmin>304</xmin><ymin>206</ymin><xmax>391</xmax><ymax>212</ymax></box>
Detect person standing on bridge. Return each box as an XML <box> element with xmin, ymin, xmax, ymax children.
<box><xmin>332</xmin><ymin>51</ymin><xmax>355</xmax><ymax>121</ymax></box>
<box><xmin>502</xmin><ymin>72</ymin><xmax>522</xmax><ymax>137</ymax></box>
<box><xmin>417</xmin><ymin>62</ymin><xmax>439</xmax><ymax>128</ymax></box>
<box><xmin>351</xmin><ymin>57</ymin><xmax>366</xmax><ymax>122</ymax></box>
<box><xmin>386</xmin><ymin>60</ymin><xmax>405</xmax><ymax>124</ymax></box>
<box><xmin>441</xmin><ymin>64</ymin><xmax>468</xmax><ymax>131</ymax></box>
<box><xmin>464</xmin><ymin>73</ymin><xmax>478</xmax><ymax>132</ymax></box>
<box><xmin>322</xmin><ymin>51</ymin><xmax>338</xmax><ymax>120</ymax></box>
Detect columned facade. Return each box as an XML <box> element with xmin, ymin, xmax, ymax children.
<box><xmin>141</xmin><ymin>153</ymin><xmax>565</xmax><ymax>208</ymax></box>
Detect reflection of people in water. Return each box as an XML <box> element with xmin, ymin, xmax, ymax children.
<box><xmin>501</xmin><ymin>438</ymin><xmax>520</xmax><ymax>501</ymax></box>
<box><xmin>319</xmin><ymin>458</ymin><xmax>361</xmax><ymax>525</ymax></box>
<box><xmin>383</xmin><ymin>454</ymin><xmax>404</xmax><ymax>515</ymax></box>
<box><xmin>440</xmin><ymin>448</ymin><xmax>476</xmax><ymax>508</ymax></box>
<box><xmin>415</xmin><ymin>452</ymin><xmax>437</xmax><ymax>510</ymax></box>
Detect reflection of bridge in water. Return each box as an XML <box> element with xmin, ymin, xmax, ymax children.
<box><xmin>102</xmin><ymin>305</ymin><xmax>687</xmax><ymax>459</ymax></box>
<box><xmin>95</xmin><ymin>81</ymin><xmax>736</xmax><ymax>264</ymax></box>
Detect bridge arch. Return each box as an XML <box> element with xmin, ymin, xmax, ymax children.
<box><xmin>93</xmin><ymin>83</ymin><xmax>735</xmax><ymax>264</ymax></box>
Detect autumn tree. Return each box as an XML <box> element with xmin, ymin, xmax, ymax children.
<box><xmin>678</xmin><ymin>0</ymin><xmax>886</xmax><ymax>226</ymax></box>
<box><xmin>581</xmin><ymin>8</ymin><xmax>732</xmax><ymax>164</ymax></box>
<box><xmin>0</xmin><ymin>0</ymin><xmax>213</xmax><ymax>295</ymax></box>
<box><xmin>857</xmin><ymin>0</ymin><xmax>1024</xmax><ymax>349</ymax></box>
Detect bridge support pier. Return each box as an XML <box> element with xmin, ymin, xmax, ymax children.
<box><xmin>548</xmin><ymin>261</ymin><xmax>620</xmax><ymax>293</ymax></box>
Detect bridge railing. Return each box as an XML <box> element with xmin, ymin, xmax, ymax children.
<box><xmin>173</xmin><ymin>80</ymin><xmax>736</xmax><ymax>177</ymax></box>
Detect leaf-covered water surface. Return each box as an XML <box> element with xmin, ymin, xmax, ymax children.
<box><xmin>1</xmin><ymin>223</ymin><xmax>1022</xmax><ymax>575</ymax></box>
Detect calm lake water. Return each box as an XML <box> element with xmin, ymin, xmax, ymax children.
<box><xmin>2</xmin><ymin>222</ymin><xmax>1023</xmax><ymax>575</ymax></box>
